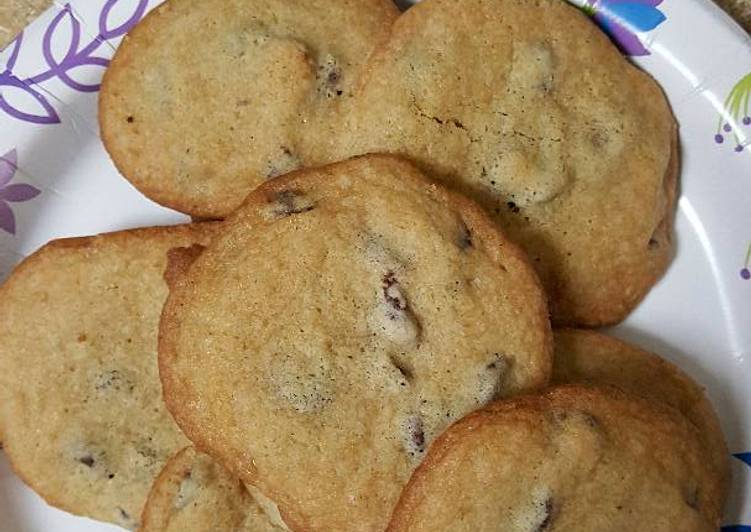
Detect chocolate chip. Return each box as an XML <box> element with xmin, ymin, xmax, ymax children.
<box><xmin>486</xmin><ymin>353</ymin><xmax>506</xmax><ymax>371</ymax></box>
<box><xmin>535</xmin><ymin>498</ymin><xmax>554</xmax><ymax>531</ymax></box>
<box><xmin>389</xmin><ymin>354</ymin><xmax>413</xmax><ymax>384</ymax></box>
<box><xmin>403</xmin><ymin>415</ymin><xmax>426</xmax><ymax>456</ymax></box>
<box><xmin>411</xmin><ymin>422</ymin><xmax>425</xmax><ymax>449</ymax></box>
<box><xmin>648</xmin><ymin>237</ymin><xmax>660</xmax><ymax>249</ymax></box>
<box><xmin>317</xmin><ymin>54</ymin><xmax>344</xmax><ymax>98</ymax></box>
<box><xmin>270</xmin><ymin>189</ymin><xmax>316</xmax><ymax>217</ymax></box>
<box><xmin>77</xmin><ymin>454</ymin><xmax>95</xmax><ymax>468</ymax></box>
<box><xmin>475</xmin><ymin>353</ymin><xmax>508</xmax><ymax>404</ymax></box>
<box><xmin>382</xmin><ymin>272</ymin><xmax>408</xmax><ymax>313</ymax></box>
<box><xmin>369</xmin><ymin>265</ymin><xmax>421</xmax><ymax>347</ymax></box>
<box><xmin>458</xmin><ymin>221</ymin><xmax>473</xmax><ymax>250</ymax></box>
<box><xmin>507</xmin><ymin>201</ymin><xmax>520</xmax><ymax>214</ymax></box>
<box><xmin>116</xmin><ymin>506</ymin><xmax>137</xmax><ymax>529</ymax></box>
<box><xmin>126</xmin><ymin>116</ymin><xmax>134</xmax><ymax>123</ymax></box>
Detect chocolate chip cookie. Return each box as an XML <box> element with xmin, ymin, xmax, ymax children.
<box><xmin>388</xmin><ymin>386</ymin><xmax>725</xmax><ymax>531</ymax></box>
<box><xmin>141</xmin><ymin>446</ymin><xmax>286</xmax><ymax>532</ymax></box>
<box><xmin>100</xmin><ymin>0</ymin><xmax>398</xmax><ymax>217</ymax></box>
<box><xmin>159</xmin><ymin>155</ymin><xmax>552</xmax><ymax>532</ymax></box>
<box><xmin>552</xmin><ymin>328</ymin><xmax>730</xmax><ymax>501</ymax></box>
<box><xmin>0</xmin><ymin>224</ymin><xmax>213</xmax><ymax>529</ymax></box>
<box><xmin>334</xmin><ymin>0</ymin><xmax>678</xmax><ymax>326</ymax></box>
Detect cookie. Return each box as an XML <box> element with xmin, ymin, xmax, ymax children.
<box><xmin>388</xmin><ymin>385</ymin><xmax>726</xmax><ymax>532</ymax></box>
<box><xmin>552</xmin><ymin>328</ymin><xmax>730</xmax><ymax>499</ymax></box>
<box><xmin>141</xmin><ymin>446</ymin><xmax>286</xmax><ymax>532</ymax></box>
<box><xmin>100</xmin><ymin>0</ymin><xmax>398</xmax><ymax>218</ymax></box>
<box><xmin>102</xmin><ymin>0</ymin><xmax>677</xmax><ymax>327</ymax></box>
<box><xmin>159</xmin><ymin>155</ymin><xmax>552</xmax><ymax>531</ymax></box>
<box><xmin>332</xmin><ymin>0</ymin><xmax>678</xmax><ymax>326</ymax></box>
<box><xmin>0</xmin><ymin>224</ymin><xmax>214</xmax><ymax>529</ymax></box>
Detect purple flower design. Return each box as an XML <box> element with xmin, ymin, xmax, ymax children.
<box><xmin>584</xmin><ymin>0</ymin><xmax>667</xmax><ymax>56</ymax></box>
<box><xmin>0</xmin><ymin>34</ymin><xmax>60</xmax><ymax>124</ymax></box>
<box><xmin>0</xmin><ymin>149</ymin><xmax>41</xmax><ymax>235</ymax></box>
<box><xmin>741</xmin><ymin>242</ymin><xmax>751</xmax><ymax>281</ymax></box>
<box><xmin>715</xmin><ymin>72</ymin><xmax>751</xmax><ymax>152</ymax></box>
<box><xmin>0</xmin><ymin>0</ymin><xmax>149</xmax><ymax>125</ymax></box>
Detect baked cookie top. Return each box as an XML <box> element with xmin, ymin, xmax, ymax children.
<box><xmin>334</xmin><ymin>0</ymin><xmax>678</xmax><ymax>326</ymax></box>
<box><xmin>159</xmin><ymin>155</ymin><xmax>552</xmax><ymax>531</ymax></box>
<box><xmin>0</xmin><ymin>224</ymin><xmax>213</xmax><ymax>529</ymax></box>
<box><xmin>100</xmin><ymin>0</ymin><xmax>398</xmax><ymax>217</ymax></box>
<box><xmin>141</xmin><ymin>447</ymin><xmax>286</xmax><ymax>532</ymax></box>
<box><xmin>101</xmin><ymin>0</ymin><xmax>677</xmax><ymax>327</ymax></box>
<box><xmin>388</xmin><ymin>386</ymin><xmax>725</xmax><ymax>532</ymax></box>
<box><xmin>552</xmin><ymin>328</ymin><xmax>730</xmax><ymax>500</ymax></box>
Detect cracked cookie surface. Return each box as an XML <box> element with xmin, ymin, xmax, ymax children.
<box><xmin>100</xmin><ymin>0</ymin><xmax>398</xmax><ymax>218</ymax></box>
<box><xmin>0</xmin><ymin>224</ymin><xmax>214</xmax><ymax>529</ymax></box>
<box><xmin>102</xmin><ymin>0</ymin><xmax>677</xmax><ymax>327</ymax></box>
<box><xmin>159</xmin><ymin>155</ymin><xmax>552</xmax><ymax>532</ymax></box>
<box><xmin>387</xmin><ymin>386</ymin><xmax>725</xmax><ymax>532</ymax></box>
<box><xmin>332</xmin><ymin>0</ymin><xmax>678</xmax><ymax>326</ymax></box>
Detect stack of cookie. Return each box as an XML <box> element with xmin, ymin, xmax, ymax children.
<box><xmin>0</xmin><ymin>0</ymin><xmax>729</xmax><ymax>531</ymax></box>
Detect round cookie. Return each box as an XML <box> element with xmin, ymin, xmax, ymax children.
<box><xmin>387</xmin><ymin>386</ymin><xmax>726</xmax><ymax>532</ymax></box>
<box><xmin>332</xmin><ymin>0</ymin><xmax>678</xmax><ymax>326</ymax></box>
<box><xmin>0</xmin><ymin>224</ymin><xmax>213</xmax><ymax>529</ymax></box>
<box><xmin>551</xmin><ymin>328</ymin><xmax>730</xmax><ymax>500</ymax></box>
<box><xmin>159</xmin><ymin>154</ymin><xmax>552</xmax><ymax>532</ymax></box>
<box><xmin>141</xmin><ymin>447</ymin><xmax>286</xmax><ymax>532</ymax></box>
<box><xmin>100</xmin><ymin>0</ymin><xmax>399</xmax><ymax>218</ymax></box>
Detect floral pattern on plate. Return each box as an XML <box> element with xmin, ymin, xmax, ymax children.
<box><xmin>582</xmin><ymin>0</ymin><xmax>667</xmax><ymax>56</ymax></box>
<box><xmin>0</xmin><ymin>0</ymin><xmax>148</xmax><ymax>125</ymax></box>
<box><xmin>0</xmin><ymin>149</ymin><xmax>40</xmax><ymax>235</ymax></box>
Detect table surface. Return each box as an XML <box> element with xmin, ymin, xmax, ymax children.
<box><xmin>1</xmin><ymin>0</ymin><xmax>750</xmax><ymax>50</ymax></box>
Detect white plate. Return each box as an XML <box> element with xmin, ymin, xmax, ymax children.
<box><xmin>1</xmin><ymin>0</ymin><xmax>750</xmax><ymax>530</ymax></box>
